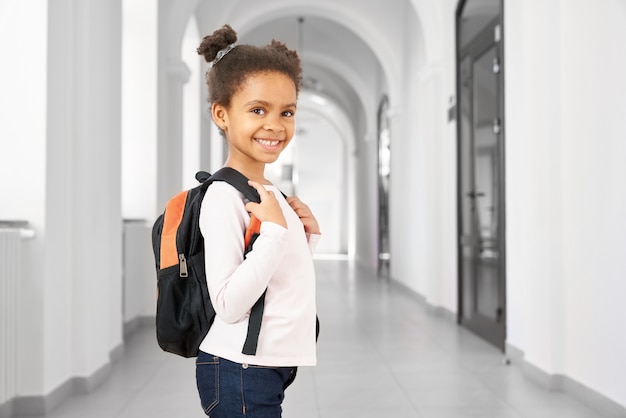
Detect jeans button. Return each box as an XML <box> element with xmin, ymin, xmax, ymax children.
<box><xmin>242</xmin><ymin>363</ymin><xmax>248</xmax><ymax>369</ymax></box>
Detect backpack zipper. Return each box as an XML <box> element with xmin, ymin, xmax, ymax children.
<box><xmin>178</xmin><ymin>254</ymin><xmax>188</xmax><ymax>277</ymax></box>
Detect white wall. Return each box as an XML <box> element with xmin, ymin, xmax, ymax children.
<box><xmin>0</xmin><ymin>1</ymin><xmax>47</xmax><ymax>223</ymax></box>
<box><xmin>560</xmin><ymin>2</ymin><xmax>626</xmax><ymax>406</ymax></box>
<box><xmin>392</xmin><ymin>0</ymin><xmax>626</xmax><ymax>409</ymax></box>
<box><xmin>389</xmin><ymin>5</ymin><xmax>423</xmax><ymax>294</ymax></box>
<box><xmin>44</xmin><ymin>0</ymin><xmax>123</xmax><ymax>397</ymax></box>
<box><xmin>0</xmin><ymin>1</ymin><xmax>125</xmax><ymax>408</ymax></box>
<box><xmin>0</xmin><ymin>0</ymin><xmax>48</xmax><ymax>397</ymax></box>
<box><xmin>123</xmin><ymin>222</ymin><xmax>157</xmax><ymax>322</ymax></box>
<box><xmin>292</xmin><ymin>112</ymin><xmax>345</xmax><ymax>255</ymax></box>
<box><xmin>506</xmin><ymin>0</ymin><xmax>626</xmax><ymax>408</ymax></box>
<box><xmin>182</xmin><ymin>16</ymin><xmax>202</xmax><ymax>191</ymax></box>
<box><xmin>390</xmin><ymin>0</ymin><xmax>457</xmax><ymax>315</ymax></box>
<box><xmin>122</xmin><ymin>0</ymin><xmax>158</xmax><ymax>220</ymax></box>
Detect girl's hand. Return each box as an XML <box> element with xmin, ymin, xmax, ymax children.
<box><xmin>286</xmin><ymin>196</ymin><xmax>321</xmax><ymax>235</ymax></box>
<box><xmin>245</xmin><ymin>181</ymin><xmax>287</xmax><ymax>229</ymax></box>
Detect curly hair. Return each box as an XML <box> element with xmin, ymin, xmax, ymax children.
<box><xmin>197</xmin><ymin>24</ymin><xmax>302</xmax><ymax>109</ymax></box>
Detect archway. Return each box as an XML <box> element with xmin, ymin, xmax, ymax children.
<box><xmin>157</xmin><ymin>0</ymin><xmax>434</xmax><ymax>265</ymax></box>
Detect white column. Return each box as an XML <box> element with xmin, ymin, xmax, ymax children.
<box><xmin>157</xmin><ymin>59</ymin><xmax>190</xmax><ymax>209</ymax></box>
<box><xmin>37</xmin><ymin>0</ymin><xmax>122</xmax><ymax>410</ymax></box>
<box><xmin>122</xmin><ymin>0</ymin><xmax>158</xmax><ymax>221</ymax></box>
<box><xmin>505</xmin><ymin>0</ymin><xmax>566</xmax><ymax>377</ymax></box>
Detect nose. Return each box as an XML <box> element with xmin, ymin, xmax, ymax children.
<box><xmin>263</xmin><ymin>114</ymin><xmax>285</xmax><ymax>132</ymax></box>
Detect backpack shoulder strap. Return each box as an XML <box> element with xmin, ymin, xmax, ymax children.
<box><xmin>203</xmin><ymin>167</ymin><xmax>263</xmax><ymax>253</ymax></box>
<box><xmin>207</xmin><ymin>167</ymin><xmax>260</xmax><ymax>204</ymax></box>
<box><xmin>198</xmin><ymin>167</ymin><xmax>265</xmax><ymax>355</ymax></box>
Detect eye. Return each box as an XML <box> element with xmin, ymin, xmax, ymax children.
<box><xmin>251</xmin><ymin>108</ymin><xmax>266</xmax><ymax>115</ymax></box>
<box><xmin>282</xmin><ymin>110</ymin><xmax>295</xmax><ymax>117</ymax></box>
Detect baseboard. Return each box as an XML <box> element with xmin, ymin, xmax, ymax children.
<box><xmin>424</xmin><ymin>303</ymin><xmax>457</xmax><ymax>322</ymax></box>
<box><xmin>520</xmin><ymin>359</ymin><xmax>565</xmax><ymax>391</ymax></box>
<box><xmin>506</xmin><ymin>343</ymin><xmax>626</xmax><ymax>417</ymax></box>
<box><xmin>387</xmin><ymin>275</ymin><xmax>626</xmax><ymax>417</ymax></box>
<box><xmin>110</xmin><ymin>341</ymin><xmax>125</xmax><ymax>363</ymax></box>
<box><xmin>9</xmin><ymin>345</ymin><xmax>121</xmax><ymax>417</ymax></box>
<box><xmin>388</xmin><ymin>277</ymin><xmax>457</xmax><ymax>322</ymax></box>
<box><xmin>385</xmin><ymin>275</ymin><xmax>626</xmax><ymax>417</ymax></box>
<box><xmin>12</xmin><ymin>375</ymin><xmax>74</xmax><ymax>416</ymax></box>
<box><xmin>564</xmin><ymin>377</ymin><xmax>626</xmax><ymax>418</ymax></box>
<box><xmin>0</xmin><ymin>399</ymin><xmax>14</xmax><ymax>418</ymax></box>
<box><xmin>74</xmin><ymin>362</ymin><xmax>112</xmax><ymax>395</ymax></box>
<box><xmin>123</xmin><ymin>315</ymin><xmax>154</xmax><ymax>338</ymax></box>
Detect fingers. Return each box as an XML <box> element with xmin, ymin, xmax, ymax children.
<box><xmin>286</xmin><ymin>196</ymin><xmax>305</xmax><ymax>211</ymax></box>
<box><xmin>245</xmin><ymin>184</ymin><xmax>320</xmax><ymax>233</ymax></box>
<box><xmin>245</xmin><ymin>180</ymin><xmax>287</xmax><ymax>228</ymax></box>
<box><xmin>287</xmin><ymin>197</ymin><xmax>312</xmax><ymax>219</ymax></box>
<box><xmin>248</xmin><ymin>180</ymin><xmax>273</xmax><ymax>202</ymax></box>
<box><xmin>286</xmin><ymin>196</ymin><xmax>321</xmax><ymax>235</ymax></box>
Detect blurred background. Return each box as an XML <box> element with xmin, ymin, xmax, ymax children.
<box><xmin>1</xmin><ymin>0</ymin><xmax>625</xmax><ymax>416</ymax></box>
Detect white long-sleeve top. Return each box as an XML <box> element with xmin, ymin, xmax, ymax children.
<box><xmin>198</xmin><ymin>181</ymin><xmax>319</xmax><ymax>367</ymax></box>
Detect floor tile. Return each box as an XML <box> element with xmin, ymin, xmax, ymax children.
<box><xmin>418</xmin><ymin>406</ymin><xmax>523</xmax><ymax>418</ymax></box>
<box><xmin>25</xmin><ymin>260</ymin><xmax>616</xmax><ymax>418</ymax></box>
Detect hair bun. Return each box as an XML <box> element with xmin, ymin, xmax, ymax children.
<box><xmin>197</xmin><ymin>24</ymin><xmax>238</xmax><ymax>62</ymax></box>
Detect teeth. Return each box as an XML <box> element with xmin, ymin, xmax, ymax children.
<box><xmin>257</xmin><ymin>139</ymin><xmax>279</xmax><ymax>146</ymax></box>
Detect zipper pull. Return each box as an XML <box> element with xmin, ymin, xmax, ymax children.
<box><xmin>179</xmin><ymin>254</ymin><xmax>188</xmax><ymax>277</ymax></box>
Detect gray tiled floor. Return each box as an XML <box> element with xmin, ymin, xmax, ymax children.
<box><xmin>36</xmin><ymin>260</ymin><xmax>607</xmax><ymax>417</ymax></box>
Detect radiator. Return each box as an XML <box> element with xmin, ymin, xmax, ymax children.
<box><xmin>0</xmin><ymin>228</ymin><xmax>20</xmax><ymax>413</ymax></box>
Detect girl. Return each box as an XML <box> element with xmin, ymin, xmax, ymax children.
<box><xmin>195</xmin><ymin>25</ymin><xmax>320</xmax><ymax>417</ymax></box>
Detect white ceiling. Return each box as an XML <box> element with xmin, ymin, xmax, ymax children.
<box><xmin>240</xmin><ymin>15</ymin><xmax>380</xmax><ymax>122</ymax></box>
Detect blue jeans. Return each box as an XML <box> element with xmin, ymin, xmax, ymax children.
<box><xmin>195</xmin><ymin>351</ymin><xmax>296</xmax><ymax>417</ymax></box>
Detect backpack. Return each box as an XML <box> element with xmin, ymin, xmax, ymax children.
<box><xmin>151</xmin><ymin>167</ymin><xmax>266</xmax><ymax>358</ymax></box>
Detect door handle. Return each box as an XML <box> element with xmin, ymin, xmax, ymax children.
<box><xmin>493</xmin><ymin>118</ymin><xmax>501</xmax><ymax>134</ymax></box>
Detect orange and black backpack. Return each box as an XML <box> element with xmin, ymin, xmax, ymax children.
<box><xmin>151</xmin><ymin>167</ymin><xmax>266</xmax><ymax>358</ymax></box>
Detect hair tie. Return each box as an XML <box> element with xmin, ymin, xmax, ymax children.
<box><xmin>211</xmin><ymin>43</ymin><xmax>237</xmax><ymax>66</ymax></box>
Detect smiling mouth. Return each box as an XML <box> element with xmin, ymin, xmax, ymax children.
<box><xmin>255</xmin><ymin>138</ymin><xmax>281</xmax><ymax>149</ymax></box>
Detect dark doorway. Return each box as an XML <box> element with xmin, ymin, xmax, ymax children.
<box><xmin>377</xmin><ymin>95</ymin><xmax>391</xmax><ymax>278</ymax></box>
<box><xmin>456</xmin><ymin>0</ymin><xmax>506</xmax><ymax>350</ymax></box>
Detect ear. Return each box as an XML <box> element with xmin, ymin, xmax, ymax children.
<box><xmin>211</xmin><ymin>103</ymin><xmax>228</xmax><ymax>131</ymax></box>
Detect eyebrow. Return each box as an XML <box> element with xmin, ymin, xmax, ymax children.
<box><xmin>244</xmin><ymin>100</ymin><xmax>297</xmax><ymax>109</ymax></box>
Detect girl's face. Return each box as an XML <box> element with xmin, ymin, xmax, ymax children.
<box><xmin>215</xmin><ymin>71</ymin><xmax>297</xmax><ymax>170</ymax></box>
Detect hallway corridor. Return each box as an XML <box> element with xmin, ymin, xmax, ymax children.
<box><xmin>31</xmin><ymin>260</ymin><xmax>605</xmax><ymax>418</ymax></box>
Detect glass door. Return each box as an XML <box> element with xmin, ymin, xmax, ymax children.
<box><xmin>457</xmin><ymin>0</ymin><xmax>505</xmax><ymax>350</ymax></box>
<box><xmin>377</xmin><ymin>96</ymin><xmax>391</xmax><ymax>278</ymax></box>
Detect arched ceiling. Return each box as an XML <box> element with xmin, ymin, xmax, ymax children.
<box><xmin>168</xmin><ymin>0</ymin><xmax>432</xmax><ymax>144</ymax></box>
<box><xmin>238</xmin><ymin>15</ymin><xmax>380</xmax><ymax>130</ymax></box>
<box><xmin>190</xmin><ymin>0</ymin><xmax>416</xmax><ymax>140</ymax></box>
<box><xmin>169</xmin><ymin>0</ymin><xmax>433</xmax><ymax>120</ymax></box>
